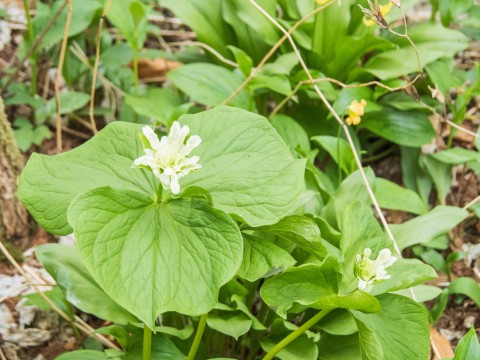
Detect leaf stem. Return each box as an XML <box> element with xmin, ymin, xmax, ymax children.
<box><xmin>22</xmin><ymin>0</ymin><xmax>37</xmax><ymax>95</ymax></box>
<box><xmin>143</xmin><ymin>324</ymin><xmax>152</xmax><ymax>360</ymax></box>
<box><xmin>187</xmin><ymin>313</ymin><xmax>208</xmax><ymax>360</ymax></box>
<box><xmin>262</xmin><ymin>309</ymin><xmax>332</xmax><ymax>360</ymax></box>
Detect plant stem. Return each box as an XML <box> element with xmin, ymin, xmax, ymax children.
<box><xmin>187</xmin><ymin>313</ymin><xmax>208</xmax><ymax>360</ymax></box>
<box><xmin>143</xmin><ymin>324</ymin><xmax>152</xmax><ymax>360</ymax></box>
<box><xmin>22</xmin><ymin>0</ymin><xmax>37</xmax><ymax>95</ymax></box>
<box><xmin>133</xmin><ymin>48</ymin><xmax>139</xmax><ymax>97</ymax></box>
<box><xmin>262</xmin><ymin>309</ymin><xmax>332</xmax><ymax>360</ymax></box>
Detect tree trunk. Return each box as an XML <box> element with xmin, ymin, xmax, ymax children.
<box><xmin>0</xmin><ymin>97</ymin><xmax>30</xmax><ymax>241</ymax></box>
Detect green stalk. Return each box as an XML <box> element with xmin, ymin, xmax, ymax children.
<box><xmin>187</xmin><ymin>313</ymin><xmax>208</xmax><ymax>360</ymax></box>
<box><xmin>133</xmin><ymin>48</ymin><xmax>139</xmax><ymax>97</ymax></box>
<box><xmin>337</xmin><ymin>124</ymin><xmax>342</xmax><ymax>187</ymax></box>
<box><xmin>262</xmin><ymin>309</ymin><xmax>332</xmax><ymax>360</ymax></box>
<box><xmin>22</xmin><ymin>0</ymin><xmax>37</xmax><ymax>95</ymax></box>
<box><xmin>143</xmin><ymin>325</ymin><xmax>152</xmax><ymax>360</ymax></box>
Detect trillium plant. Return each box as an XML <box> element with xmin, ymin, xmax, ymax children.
<box><xmin>19</xmin><ymin>106</ymin><xmax>438</xmax><ymax>360</ymax></box>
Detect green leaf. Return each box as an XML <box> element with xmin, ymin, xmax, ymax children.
<box><xmin>249</xmin><ymin>74</ymin><xmax>293</xmax><ymax>96</ymax></box>
<box><xmin>162</xmin><ymin>0</ymin><xmax>233</xmax><ymax>57</ymax></box>
<box><xmin>153</xmin><ymin>325</ymin><xmax>193</xmax><ymax>340</ymax></box>
<box><xmin>370</xmin><ymin>259</ymin><xmax>437</xmax><ymax>295</ymax></box>
<box><xmin>454</xmin><ymin>327</ymin><xmax>480</xmax><ymax>360</ymax></box>
<box><xmin>260</xmin><ymin>257</ymin><xmax>380</xmax><ymax>316</ymax></box>
<box><xmin>94</xmin><ymin>325</ymin><xmax>128</xmax><ymax>350</ymax></box>
<box><xmin>312</xmin><ymin>136</ymin><xmax>356</xmax><ymax>175</ymax></box>
<box><xmin>317</xmin><ymin>309</ymin><xmax>358</xmax><ymax>336</ymax></box>
<box><xmin>180</xmin><ymin>106</ymin><xmax>306</xmax><ymax>226</ymax></box>
<box><xmin>352</xmin><ymin>294</ymin><xmax>430</xmax><ymax>360</ymax></box>
<box><xmin>228</xmin><ymin>46</ymin><xmax>253</xmax><ymax>77</ymax></box>
<box><xmin>33</xmin><ymin>0</ymin><xmax>102</xmax><ymax>48</ymax></box>
<box><xmin>393</xmin><ymin>285</ymin><xmax>442</xmax><ymax>302</ymax></box>
<box><xmin>364</xmin><ymin>23</ymin><xmax>469</xmax><ymax>79</ymax></box>
<box><xmin>124</xmin><ymin>332</ymin><xmax>185</xmax><ymax>360</ymax></box>
<box><xmin>422</xmin><ymin>155</ymin><xmax>452</xmax><ymax>203</ymax></box>
<box><xmin>168</xmin><ymin>64</ymin><xmax>251</xmax><ymax>109</ymax></box>
<box><xmin>207</xmin><ymin>313</ymin><xmax>252</xmax><ymax>340</ymax></box>
<box><xmin>107</xmin><ymin>0</ymin><xmax>148</xmax><ymax>50</ymax></box>
<box><xmin>339</xmin><ymin>202</ymin><xmax>392</xmax><ymax>291</ymax></box>
<box><xmin>124</xmin><ymin>88</ymin><xmax>181</xmax><ymax>125</ymax></box>
<box><xmin>36</xmin><ymin>244</ymin><xmax>138</xmax><ymax>324</ymax></box>
<box><xmin>23</xmin><ymin>287</ymin><xmax>74</xmax><ymax>317</ymax></box>
<box><xmin>68</xmin><ymin>188</ymin><xmax>243</xmax><ymax>328</ymax></box>
<box><xmin>19</xmin><ymin>107</ymin><xmax>305</xmax><ymax>233</ymax></box>
<box><xmin>431</xmin><ymin>147</ymin><xmax>480</xmax><ymax>164</ymax></box>
<box><xmin>374</xmin><ymin>178</ymin><xmax>428</xmax><ymax>215</ymax></box>
<box><xmin>260</xmin><ymin>318</ymin><xmax>319</xmax><ymax>360</ymax></box>
<box><xmin>237</xmin><ymin>233</ymin><xmax>296</xmax><ymax>282</ymax></box>
<box><xmin>390</xmin><ymin>206</ymin><xmax>468</xmax><ymax>250</ymax></box>
<box><xmin>255</xmin><ymin>215</ymin><xmax>327</xmax><ymax>260</ymax></box>
<box><xmin>362</xmin><ymin>108</ymin><xmax>435</xmax><ymax>147</ymax></box>
<box><xmin>448</xmin><ymin>277</ymin><xmax>480</xmax><ymax>307</ymax></box>
<box><xmin>36</xmin><ymin>92</ymin><xmax>90</xmax><ymax>123</ymax></box>
<box><xmin>271</xmin><ymin>114</ymin><xmax>311</xmax><ymax>152</ymax></box>
<box><xmin>55</xmin><ymin>350</ymin><xmax>107</xmax><ymax>360</ymax></box>
<box><xmin>316</xmin><ymin>333</ymin><xmax>361</xmax><ymax>360</ymax></box>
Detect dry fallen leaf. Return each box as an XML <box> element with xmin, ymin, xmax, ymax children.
<box><xmin>430</xmin><ymin>327</ymin><xmax>455</xmax><ymax>360</ymax></box>
<box><xmin>134</xmin><ymin>58</ymin><xmax>183</xmax><ymax>82</ymax></box>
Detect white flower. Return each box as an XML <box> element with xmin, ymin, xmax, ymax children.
<box><xmin>355</xmin><ymin>248</ymin><xmax>397</xmax><ymax>291</ymax></box>
<box><xmin>133</xmin><ymin>122</ymin><xmax>202</xmax><ymax>194</ymax></box>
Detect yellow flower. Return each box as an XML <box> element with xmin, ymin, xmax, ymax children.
<box><xmin>345</xmin><ymin>99</ymin><xmax>367</xmax><ymax>126</ymax></box>
<box><xmin>363</xmin><ymin>1</ymin><xmax>393</xmax><ymax>27</ymax></box>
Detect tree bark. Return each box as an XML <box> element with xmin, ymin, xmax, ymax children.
<box><xmin>0</xmin><ymin>97</ymin><xmax>30</xmax><ymax>241</ymax></box>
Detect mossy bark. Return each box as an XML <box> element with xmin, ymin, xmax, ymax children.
<box><xmin>0</xmin><ymin>97</ymin><xmax>30</xmax><ymax>241</ymax></box>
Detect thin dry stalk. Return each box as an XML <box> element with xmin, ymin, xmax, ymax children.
<box><xmin>0</xmin><ymin>346</ymin><xmax>6</xmax><ymax>360</ymax></box>
<box><xmin>89</xmin><ymin>0</ymin><xmax>113</xmax><ymax>135</ymax></box>
<box><xmin>55</xmin><ymin>0</ymin><xmax>73</xmax><ymax>152</ymax></box>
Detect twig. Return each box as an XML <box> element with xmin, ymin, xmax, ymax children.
<box><xmin>89</xmin><ymin>0</ymin><xmax>112</xmax><ymax>135</ymax></box>
<box><xmin>0</xmin><ymin>346</ymin><xmax>6</xmax><ymax>360</ymax></box>
<box><xmin>61</xmin><ymin>126</ymin><xmax>91</xmax><ymax>140</ymax></box>
<box><xmin>55</xmin><ymin>0</ymin><xmax>72</xmax><ymax>152</ymax></box>
<box><xmin>463</xmin><ymin>195</ymin><xmax>480</xmax><ymax>210</ymax></box>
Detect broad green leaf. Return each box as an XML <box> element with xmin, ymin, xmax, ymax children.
<box><xmin>362</xmin><ymin>108</ymin><xmax>435</xmax><ymax>147</ymax></box>
<box><xmin>393</xmin><ymin>285</ymin><xmax>442</xmax><ymax>302</ymax></box>
<box><xmin>317</xmin><ymin>309</ymin><xmax>357</xmax><ymax>336</ymax></box>
<box><xmin>36</xmin><ymin>92</ymin><xmax>90</xmax><ymax>123</ymax></box>
<box><xmin>339</xmin><ymin>202</ymin><xmax>392</xmax><ymax>291</ymax></box>
<box><xmin>310</xmin><ymin>290</ymin><xmax>381</xmax><ymax>313</ymax></box>
<box><xmin>19</xmin><ymin>107</ymin><xmax>305</xmax><ymax>233</ymax></box>
<box><xmin>207</xmin><ymin>313</ymin><xmax>252</xmax><ymax>340</ymax></box>
<box><xmin>431</xmin><ymin>147</ymin><xmax>480</xmax><ymax>164</ymax></box>
<box><xmin>154</xmin><ymin>325</ymin><xmax>193</xmax><ymax>340</ymax></box>
<box><xmin>228</xmin><ymin>46</ymin><xmax>253</xmax><ymax>77</ymax></box>
<box><xmin>260</xmin><ymin>258</ymin><xmax>340</xmax><ymax>318</ymax></box>
<box><xmin>180</xmin><ymin>106</ymin><xmax>306</xmax><ymax>226</ymax></box>
<box><xmin>231</xmin><ymin>295</ymin><xmax>266</xmax><ymax>330</ymax></box>
<box><xmin>374</xmin><ymin>178</ymin><xmax>428</xmax><ymax>215</ymax></box>
<box><xmin>36</xmin><ymin>244</ymin><xmax>138</xmax><ymax>324</ymax></box>
<box><xmin>454</xmin><ymin>327</ymin><xmax>480</xmax><ymax>360</ymax></box>
<box><xmin>55</xmin><ymin>350</ymin><xmax>107</xmax><ymax>360</ymax></box>
<box><xmin>322</xmin><ymin>168</ymin><xmax>376</xmax><ymax>229</ymax></box>
<box><xmin>162</xmin><ymin>0</ymin><xmax>233</xmax><ymax>57</ymax></box>
<box><xmin>68</xmin><ymin>188</ymin><xmax>242</xmax><ymax>328</ymax></box>
<box><xmin>124</xmin><ymin>88</ymin><xmax>181</xmax><ymax>125</ymax></box>
<box><xmin>317</xmin><ymin>333</ymin><xmax>361</xmax><ymax>360</ymax></box>
<box><xmin>237</xmin><ymin>233</ymin><xmax>296</xmax><ymax>282</ymax></box>
<box><xmin>448</xmin><ymin>277</ymin><xmax>480</xmax><ymax>307</ymax></box>
<box><xmin>390</xmin><ymin>206</ymin><xmax>468</xmax><ymax>250</ymax></box>
<box><xmin>260</xmin><ymin>318</ymin><xmax>318</xmax><ymax>360</ymax></box>
<box><xmin>370</xmin><ymin>259</ymin><xmax>437</xmax><ymax>296</ymax></box>
<box><xmin>168</xmin><ymin>64</ymin><xmax>251</xmax><ymax>109</ymax></box>
<box><xmin>249</xmin><ymin>74</ymin><xmax>293</xmax><ymax>96</ymax></box>
<box><xmin>312</xmin><ymin>136</ymin><xmax>356</xmax><ymax>174</ymax></box>
<box><xmin>271</xmin><ymin>114</ymin><xmax>311</xmax><ymax>152</ymax></box>
<box><xmin>352</xmin><ymin>294</ymin><xmax>430</xmax><ymax>360</ymax></box>
<box><xmin>32</xmin><ymin>0</ymin><xmax>102</xmax><ymax>49</ymax></box>
<box><xmin>364</xmin><ymin>24</ymin><xmax>469</xmax><ymax>79</ymax></box>
<box><xmin>255</xmin><ymin>215</ymin><xmax>327</xmax><ymax>260</ymax></box>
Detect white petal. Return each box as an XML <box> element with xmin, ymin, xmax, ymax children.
<box><xmin>159</xmin><ymin>172</ymin><xmax>170</xmax><ymax>186</ymax></box>
<box><xmin>142</xmin><ymin>126</ymin><xmax>161</xmax><ymax>150</ymax></box>
<box><xmin>179</xmin><ymin>124</ymin><xmax>190</xmax><ymax>143</ymax></box>
<box><xmin>170</xmin><ymin>172</ymin><xmax>180</xmax><ymax>194</ymax></box>
<box><xmin>364</xmin><ymin>248</ymin><xmax>372</xmax><ymax>258</ymax></box>
<box><xmin>133</xmin><ymin>155</ymin><xmax>157</xmax><ymax>168</ymax></box>
<box><xmin>169</xmin><ymin>121</ymin><xmax>181</xmax><ymax>139</ymax></box>
<box><xmin>358</xmin><ymin>279</ymin><xmax>367</xmax><ymax>290</ymax></box>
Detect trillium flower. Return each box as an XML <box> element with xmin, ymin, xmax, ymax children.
<box><xmin>345</xmin><ymin>99</ymin><xmax>367</xmax><ymax>126</ymax></box>
<box><xmin>133</xmin><ymin>122</ymin><xmax>202</xmax><ymax>194</ymax></box>
<box><xmin>355</xmin><ymin>248</ymin><xmax>397</xmax><ymax>291</ymax></box>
